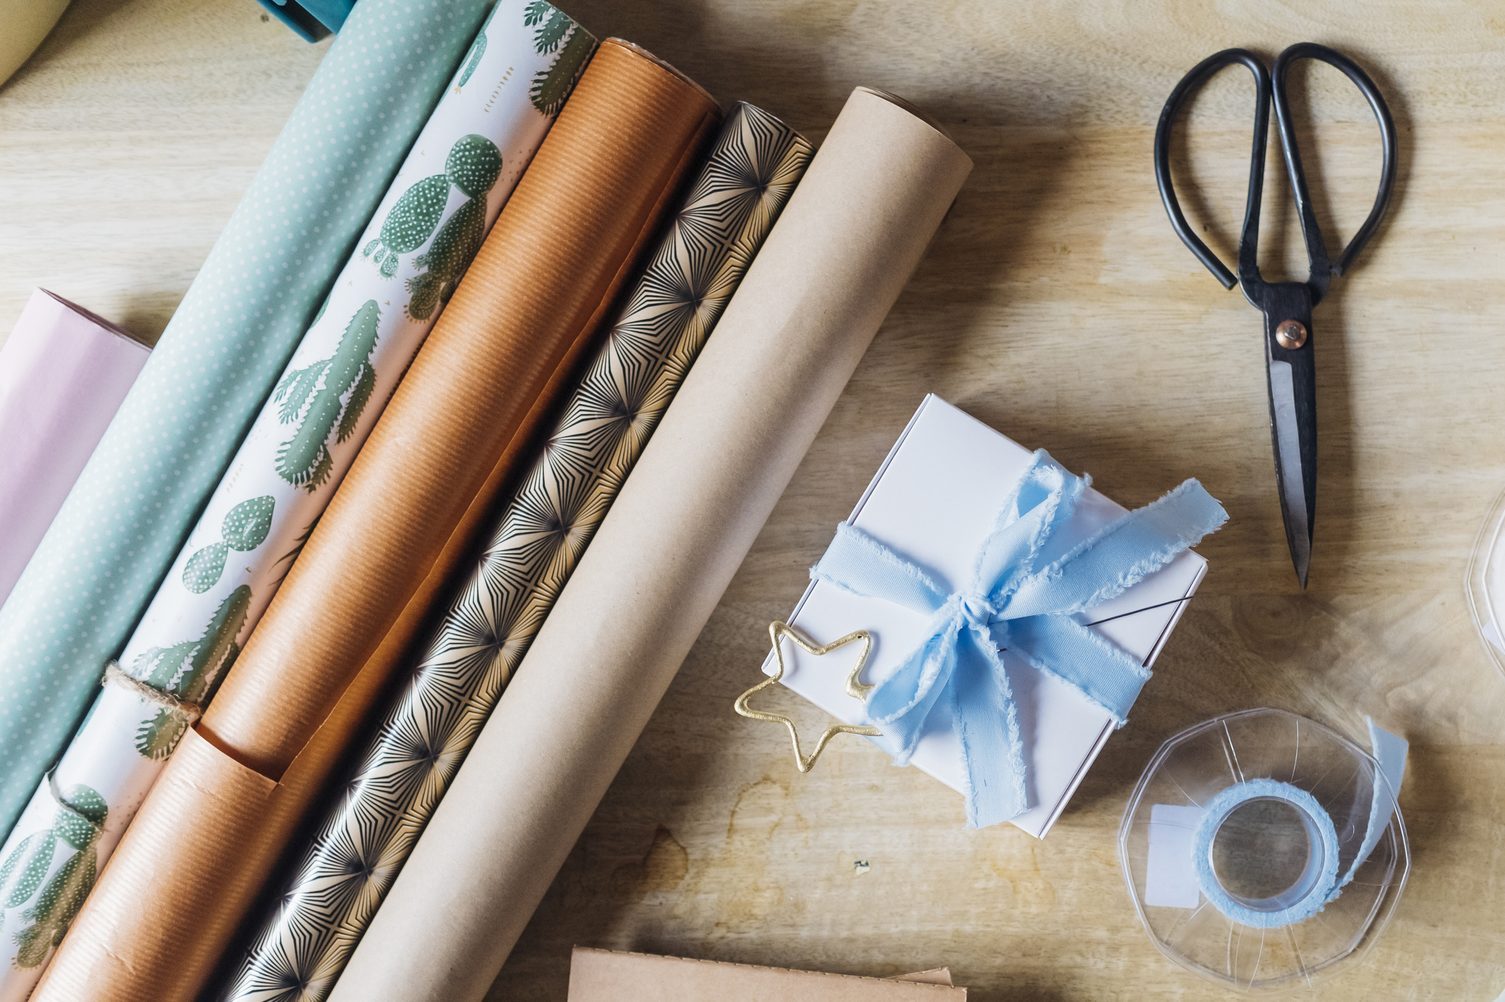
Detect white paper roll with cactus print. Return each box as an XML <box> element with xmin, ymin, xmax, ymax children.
<box><xmin>221</xmin><ymin>103</ymin><xmax>812</xmax><ymax>1002</ymax></box>
<box><xmin>0</xmin><ymin>4</ymin><xmax>594</xmax><ymax>993</ymax></box>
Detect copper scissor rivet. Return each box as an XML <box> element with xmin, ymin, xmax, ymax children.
<box><xmin>1275</xmin><ymin>319</ymin><xmax>1308</xmax><ymax>350</ymax></box>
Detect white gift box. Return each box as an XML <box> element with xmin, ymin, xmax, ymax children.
<box><xmin>765</xmin><ymin>395</ymin><xmax>1208</xmax><ymax>837</ymax></box>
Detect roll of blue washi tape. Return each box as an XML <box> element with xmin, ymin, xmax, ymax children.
<box><xmin>1191</xmin><ymin>778</ymin><xmax>1341</xmax><ymax>928</ymax></box>
<box><xmin>1118</xmin><ymin>708</ymin><xmax>1410</xmax><ymax>990</ymax></box>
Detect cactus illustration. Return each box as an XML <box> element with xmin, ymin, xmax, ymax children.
<box><xmin>363</xmin><ymin>173</ymin><xmax>450</xmax><ymax>277</ymax></box>
<box><xmin>406</xmin><ymin>137</ymin><xmax>502</xmax><ymax>319</ymax></box>
<box><xmin>0</xmin><ymin>785</ymin><xmax>107</xmax><ymax>968</ymax></box>
<box><xmin>269</xmin><ymin>517</ymin><xmax>319</xmax><ymax>593</ymax></box>
<box><xmin>456</xmin><ymin>30</ymin><xmax>487</xmax><ymax>90</ymax></box>
<box><xmin>364</xmin><ymin>133</ymin><xmax>502</xmax><ymax>282</ymax></box>
<box><xmin>126</xmin><ymin>586</ymin><xmax>251</xmax><ymax>756</ymax></box>
<box><xmin>134</xmin><ymin>708</ymin><xmax>192</xmax><ymax>763</ymax></box>
<box><xmin>443</xmin><ymin>134</ymin><xmax>504</xmax><ymax>199</ymax></box>
<box><xmin>407</xmin><ymin>201</ymin><xmax>484</xmax><ymax>320</ymax></box>
<box><xmin>525</xmin><ymin>0</ymin><xmax>572</xmax><ymax>50</ymax></box>
<box><xmin>181</xmin><ymin>495</ymin><xmax>275</xmax><ymax>594</ymax></box>
<box><xmin>524</xmin><ymin>1</ymin><xmax>592</xmax><ymax>116</ymax></box>
<box><xmin>273</xmin><ymin>299</ymin><xmax>381</xmax><ymax>490</ymax></box>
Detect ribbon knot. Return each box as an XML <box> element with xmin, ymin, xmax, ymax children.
<box><xmin>811</xmin><ymin>450</ymin><xmax>1227</xmax><ymax>828</ymax></box>
<box><xmin>957</xmin><ymin>591</ymin><xmax>999</xmax><ymax>627</ymax></box>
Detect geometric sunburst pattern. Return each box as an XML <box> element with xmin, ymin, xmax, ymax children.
<box><xmin>224</xmin><ymin>102</ymin><xmax>813</xmax><ymax>1002</ymax></box>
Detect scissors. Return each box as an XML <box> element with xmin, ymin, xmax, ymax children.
<box><xmin>1154</xmin><ymin>43</ymin><xmax>1397</xmax><ymax>587</ymax></box>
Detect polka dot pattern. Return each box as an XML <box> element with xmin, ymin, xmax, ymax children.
<box><xmin>0</xmin><ymin>0</ymin><xmax>493</xmax><ymax>838</ymax></box>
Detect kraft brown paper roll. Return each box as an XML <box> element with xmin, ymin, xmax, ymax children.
<box><xmin>329</xmin><ymin>86</ymin><xmax>973</xmax><ymax>1002</ymax></box>
<box><xmin>33</xmin><ymin>39</ymin><xmax>719</xmax><ymax>1002</ymax></box>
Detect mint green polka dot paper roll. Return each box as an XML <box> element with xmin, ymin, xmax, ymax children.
<box><xmin>0</xmin><ymin>0</ymin><xmax>494</xmax><ymax>839</ymax></box>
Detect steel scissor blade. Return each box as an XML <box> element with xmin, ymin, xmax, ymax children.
<box><xmin>1268</xmin><ymin>357</ymin><xmax>1317</xmax><ymax>587</ymax></box>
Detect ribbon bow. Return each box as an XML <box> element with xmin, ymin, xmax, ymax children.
<box><xmin>811</xmin><ymin>450</ymin><xmax>1227</xmax><ymax>827</ymax></box>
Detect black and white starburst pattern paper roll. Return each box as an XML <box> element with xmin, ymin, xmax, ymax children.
<box><xmin>222</xmin><ymin>103</ymin><xmax>812</xmax><ymax>1002</ymax></box>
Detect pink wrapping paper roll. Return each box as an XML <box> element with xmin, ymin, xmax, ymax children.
<box><xmin>0</xmin><ymin>290</ymin><xmax>148</xmax><ymax>606</ymax></box>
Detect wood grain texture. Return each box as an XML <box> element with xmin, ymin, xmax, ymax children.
<box><xmin>2</xmin><ymin>1</ymin><xmax>1502</xmax><ymax>999</ymax></box>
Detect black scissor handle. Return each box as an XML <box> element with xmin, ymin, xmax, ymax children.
<box><xmin>1153</xmin><ymin>49</ymin><xmax>1272</xmax><ymax>291</ymax></box>
<box><xmin>1271</xmin><ymin>42</ymin><xmax>1397</xmax><ymax>300</ymax></box>
<box><xmin>1154</xmin><ymin>44</ymin><xmax>1398</xmax><ymax>305</ymax></box>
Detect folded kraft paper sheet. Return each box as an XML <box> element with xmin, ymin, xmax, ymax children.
<box><xmin>32</xmin><ymin>38</ymin><xmax>719</xmax><ymax>1002</ymax></box>
<box><xmin>568</xmin><ymin>948</ymin><xmax>969</xmax><ymax>1001</ymax></box>
<box><xmin>328</xmin><ymin>86</ymin><xmax>974</xmax><ymax>1002</ymax></box>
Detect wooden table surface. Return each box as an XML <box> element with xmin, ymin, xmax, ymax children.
<box><xmin>3</xmin><ymin>1</ymin><xmax>1504</xmax><ymax>999</ymax></box>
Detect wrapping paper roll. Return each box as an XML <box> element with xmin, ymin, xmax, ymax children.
<box><xmin>330</xmin><ymin>86</ymin><xmax>974</xmax><ymax>1002</ymax></box>
<box><xmin>32</xmin><ymin>39</ymin><xmax>719</xmax><ymax>1002</ymax></box>
<box><xmin>0</xmin><ymin>0</ymin><xmax>69</xmax><ymax>88</ymax></box>
<box><xmin>226</xmin><ymin>102</ymin><xmax>812</xmax><ymax>1002</ymax></box>
<box><xmin>0</xmin><ymin>0</ymin><xmax>494</xmax><ymax>839</ymax></box>
<box><xmin>0</xmin><ymin>290</ymin><xmax>147</xmax><ymax>608</ymax></box>
<box><xmin>0</xmin><ymin>5</ymin><xmax>591</xmax><ymax>993</ymax></box>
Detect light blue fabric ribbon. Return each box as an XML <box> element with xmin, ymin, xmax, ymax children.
<box><xmin>811</xmin><ymin>450</ymin><xmax>1227</xmax><ymax>828</ymax></box>
<box><xmin>1191</xmin><ymin>720</ymin><xmax>1406</xmax><ymax>928</ymax></box>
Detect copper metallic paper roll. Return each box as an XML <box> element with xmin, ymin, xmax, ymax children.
<box><xmin>328</xmin><ymin>86</ymin><xmax>973</xmax><ymax>1002</ymax></box>
<box><xmin>33</xmin><ymin>39</ymin><xmax>719</xmax><ymax>1002</ymax></box>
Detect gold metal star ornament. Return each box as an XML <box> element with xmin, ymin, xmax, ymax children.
<box><xmin>733</xmin><ymin>621</ymin><xmax>882</xmax><ymax>773</ymax></box>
